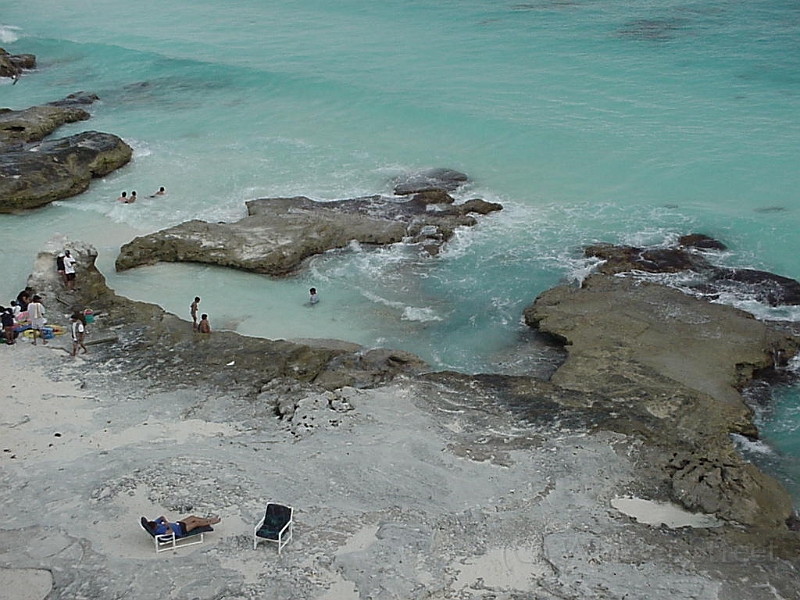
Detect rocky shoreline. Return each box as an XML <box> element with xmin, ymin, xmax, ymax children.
<box><xmin>2</xmin><ymin>234</ymin><xmax>798</xmax><ymax>599</ymax></box>
<box><xmin>28</xmin><ymin>233</ymin><xmax>800</xmax><ymax>528</ymax></box>
<box><xmin>2</xmin><ymin>82</ymin><xmax>799</xmax><ymax>598</ymax></box>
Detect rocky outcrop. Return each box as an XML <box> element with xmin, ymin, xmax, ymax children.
<box><xmin>392</xmin><ymin>167</ymin><xmax>469</xmax><ymax>195</ymax></box>
<box><xmin>116</xmin><ymin>190</ymin><xmax>502</xmax><ymax>274</ymax></box>
<box><xmin>586</xmin><ymin>235</ymin><xmax>800</xmax><ymax>306</ymax></box>
<box><xmin>0</xmin><ymin>48</ymin><xmax>35</xmax><ymax>81</ymax></box>
<box><xmin>0</xmin><ymin>93</ymin><xmax>99</xmax><ymax>146</ymax></box>
<box><xmin>523</xmin><ymin>266</ymin><xmax>800</xmax><ymax>528</ymax></box>
<box><xmin>0</xmin><ymin>94</ymin><xmax>132</xmax><ymax>212</ymax></box>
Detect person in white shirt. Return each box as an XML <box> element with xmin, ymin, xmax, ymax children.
<box><xmin>64</xmin><ymin>250</ymin><xmax>77</xmax><ymax>292</ymax></box>
<box><xmin>70</xmin><ymin>313</ymin><xmax>87</xmax><ymax>356</ymax></box>
<box><xmin>28</xmin><ymin>295</ymin><xmax>46</xmax><ymax>345</ymax></box>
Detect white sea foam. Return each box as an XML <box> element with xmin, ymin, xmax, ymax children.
<box><xmin>0</xmin><ymin>24</ymin><xmax>21</xmax><ymax>44</ymax></box>
<box><xmin>731</xmin><ymin>433</ymin><xmax>774</xmax><ymax>456</ymax></box>
<box><xmin>402</xmin><ymin>307</ymin><xmax>443</xmax><ymax>322</ymax></box>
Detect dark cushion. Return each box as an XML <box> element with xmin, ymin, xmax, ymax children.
<box><xmin>257</xmin><ymin>506</ymin><xmax>291</xmax><ymax>539</ymax></box>
<box><xmin>188</xmin><ymin>525</ymin><xmax>214</xmax><ymax>537</ymax></box>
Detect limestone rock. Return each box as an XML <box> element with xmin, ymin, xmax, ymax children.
<box><xmin>116</xmin><ymin>191</ymin><xmax>502</xmax><ymax>275</ymax></box>
<box><xmin>0</xmin><ymin>93</ymin><xmax>98</xmax><ymax>146</ymax></box>
<box><xmin>0</xmin><ymin>48</ymin><xmax>35</xmax><ymax>80</ymax></box>
<box><xmin>0</xmin><ymin>94</ymin><xmax>132</xmax><ymax>212</ymax></box>
<box><xmin>0</xmin><ymin>131</ymin><xmax>133</xmax><ymax>212</ymax></box>
<box><xmin>524</xmin><ymin>273</ymin><xmax>799</xmax><ymax>528</ymax></box>
<box><xmin>678</xmin><ymin>233</ymin><xmax>728</xmax><ymax>251</ymax></box>
<box><xmin>392</xmin><ymin>168</ymin><xmax>468</xmax><ymax>195</ymax></box>
<box><xmin>586</xmin><ymin>236</ymin><xmax>800</xmax><ymax>306</ymax></box>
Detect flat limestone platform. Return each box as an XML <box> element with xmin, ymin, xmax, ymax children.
<box><xmin>1</xmin><ymin>340</ymin><xmax>798</xmax><ymax>599</ymax></box>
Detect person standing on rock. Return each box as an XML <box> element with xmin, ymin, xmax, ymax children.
<box><xmin>70</xmin><ymin>313</ymin><xmax>87</xmax><ymax>356</ymax></box>
<box><xmin>63</xmin><ymin>250</ymin><xmax>77</xmax><ymax>292</ymax></box>
<box><xmin>197</xmin><ymin>313</ymin><xmax>211</xmax><ymax>334</ymax></box>
<box><xmin>28</xmin><ymin>295</ymin><xmax>46</xmax><ymax>345</ymax></box>
<box><xmin>2</xmin><ymin>307</ymin><xmax>16</xmax><ymax>345</ymax></box>
<box><xmin>56</xmin><ymin>252</ymin><xmax>67</xmax><ymax>287</ymax></box>
<box><xmin>190</xmin><ymin>297</ymin><xmax>200</xmax><ymax>330</ymax></box>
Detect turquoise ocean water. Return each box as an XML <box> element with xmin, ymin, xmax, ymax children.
<box><xmin>1</xmin><ymin>0</ymin><xmax>798</xmax><ymax>502</ymax></box>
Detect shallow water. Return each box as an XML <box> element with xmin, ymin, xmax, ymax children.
<box><xmin>2</xmin><ymin>0</ymin><xmax>799</xmax><ymax>500</ymax></box>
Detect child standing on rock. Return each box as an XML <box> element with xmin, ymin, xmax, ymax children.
<box><xmin>190</xmin><ymin>297</ymin><xmax>200</xmax><ymax>330</ymax></box>
<box><xmin>70</xmin><ymin>313</ymin><xmax>87</xmax><ymax>356</ymax></box>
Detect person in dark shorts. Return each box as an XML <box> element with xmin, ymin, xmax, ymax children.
<box><xmin>1</xmin><ymin>307</ymin><xmax>16</xmax><ymax>345</ymax></box>
<box><xmin>63</xmin><ymin>250</ymin><xmax>77</xmax><ymax>292</ymax></box>
<box><xmin>146</xmin><ymin>515</ymin><xmax>220</xmax><ymax>537</ymax></box>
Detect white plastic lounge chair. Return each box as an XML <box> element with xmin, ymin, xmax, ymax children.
<box><xmin>140</xmin><ymin>517</ymin><xmax>213</xmax><ymax>554</ymax></box>
<box><xmin>253</xmin><ymin>503</ymin><xmax>293</xmax><ymax>554</ymax></box>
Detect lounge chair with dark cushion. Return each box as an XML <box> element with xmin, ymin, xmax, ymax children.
<box><xmin>253</xmin><ymin>503</ymin><xmax>293</xmax><ymax>554</ymax></box>
<box><xmin>140</xmin><ymin>516</ymin><xmax>213</xmax><ymax>554</ymax></box>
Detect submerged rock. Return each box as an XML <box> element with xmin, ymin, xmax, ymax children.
<box><xmin>116</xmin><ymin>191</ymin><xmax>502</xmax><ymax>275</ymax></box>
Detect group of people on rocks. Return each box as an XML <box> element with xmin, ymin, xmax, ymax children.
<box><xmin>2</xmin><ymin>286</ymin><xmax>87</xmax><ymax>355</ymax></box>
<box><xmin>1</xmin><ymin>289</ymin><xmax>46</xmax><ymax>346</ymax></box>
<box><xmin>7</xmin><ymin>246</ymin><xmax>323</xmax><ymax>349</ymax></box>
<box><xmin>190</xmin><ymin>296</ymin><xmax>211</xmax><ymax>333</ymax></box>
<box><xmin>2</xmin><ymin>246</ymin><xmax>89</xmax><ymax>354</ymax></box>
<box><xmin>117</xmin><ymin>186</ymin><xmax>165</xmax><ymax>204</ymax></box>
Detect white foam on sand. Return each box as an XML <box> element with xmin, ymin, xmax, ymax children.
<box><xmin>611</xmin><ymin>497</ymin><xmax>724</xmax><ymax>529</ymax></box>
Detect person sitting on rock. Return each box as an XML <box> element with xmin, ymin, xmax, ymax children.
<box><xmin>146</xmin><ymin>515</ymin><xmax>220</xmax><ymax>537</ymax></box>
<box><xmin>197</xmin><ymin>313</ymin><xmax>211</xmax><ymax>334</ymax></box>
<box><xmin>16</xmin><ymin>288</ymin><xmax>32</xmax><ymax>311</ymax></box>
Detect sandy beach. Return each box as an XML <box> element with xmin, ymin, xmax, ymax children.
<box><xmin>2</xmin><ymin>320</ymin><xmax>798</xmax><ymax>600</ymax></box>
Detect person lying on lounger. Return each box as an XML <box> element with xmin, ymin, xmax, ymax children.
<box><xmin>146</xmin><ymin>515</ymin><xmax>220</xmax><ymax>537</ymax></box>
